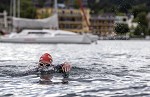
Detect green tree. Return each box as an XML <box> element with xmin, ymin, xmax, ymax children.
<box><xmin>148</xmin><ymin>29</ymin><xmax>150</xmax><ymax>35</ymax></box>
<box><xmin>74</xmin><ymin>0</ymin><xmax>80</xmax><ymax>9</ymax></box>
<box><xmin>20</xmin><ymin>0</ymin><xmax>36</xmax><ymax>18</ymax></box>
<box><xmin>133</xmin><ymin>24</ymin><xmax>150</xmax><ymax>37</ymax></box>
<box><xmin>0</xmin><ymin>0</ymin><xmax>10</xmax><ymax>13</ymax></box>
<box><xmin>134</xmin><ymin>25</ymin><xmax>145</xmax><ymax>36</ymax></box>
<box><xmin>38</xmin><ymin>0</ymin><xmax>47</xmax><ymax>7</ymax></box>
<box><xmin>118</xmin><ymin>1</ymin><xmax>133</xmax><ymax>13</ymax></box>
<box><xmin>134</xmin><ymin>12</ymin><xmax>148</xmax><ymax>36</ymax></box>
<box><xmin>137</xmin><ymin>12</ymin><xmax>148</xmax><ymax>26</ymax></box>
<box><xmin>115</xmin><ymin>24</ymin><xmax>129</xmax><ymax>34</ymax></box>
<box><xmin>132</xmin><ymin>4</ymin><xmax>148</xmax><ymax>19</ymax></box>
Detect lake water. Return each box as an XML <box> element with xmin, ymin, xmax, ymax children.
<box><xmin>0</xmin><ymin>40</ymin><xmax>150</xmax><ymax>97</ymax></box>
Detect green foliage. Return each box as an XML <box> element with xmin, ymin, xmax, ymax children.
<box><xmin>148</xmin><ymin>29</ymin><xmax>150</xmax><ymax>35</ymax></box>
<box><xmin>134</xmin><ymin>25</ymin><xmax>144</xmax><ymax>36</ymax></box>
<box><xmin>117</xmin><ymin>0</ymin><xmax>133</xmax><ymax>13</ymax></box>
<box><xmin>133</xmin><ymin>25</ymin><xmax>150</xmax><ymax>37</ymax></box>
<box><xmin>38</xmin><ymin>0</ymin><xmax>47</xmax><ymax>7</ymax></box>
<box><xmin>116</xmin><ymin>13</ymin><xmax>126</xmax><ymax>16</ymax></box>
<box><xmin>132</xmin><ymin>4</ymin><xmax>148</xmax><ymax>19</ymax></box>
<box><xmin>0</xmin><ymin>0</ymin><xmax>149</xmax><ymax>18</ymax></box>
<box><xmin>0</xmin><ymin>0</ymin><xmax>10</xmax><ymax>13</ymax></box>
<box><xmin>134</xmin><ymin>12</ymin><xmax>148</xmax><ymax>36</ymax></box>
<box><xmin>88</xmin><ymin>0</ymin><xmax>134</xmax><ymax>14</ymax></box>
<box><xmin>137</xmin><ymin>12</ymin><xmax>148</xmax><ymax>26</ymax></box>
<box><xmin>74</xmin><ymin>0</ymin><xmax>80</xmax><ymax>9</ymax></box>
<box><xmin>115</xmin><ymin>24</ymin><xmax>129</xmax><ymax>34</ymax></box>
<box><xmin>0</xmin><ymin>0</ymin><xmax>35</xmax><ymax>18</ymax></box>
<box><xmin>20</xmin><ymin>0</ymin><xmax>36</xmax><ymax>18</ymax></box>
<box><xmin>0</xmin><ymin>0</ymin><xmax>149</xmax><ymax>37</ymax></box>
<box><xmin>131</xmin><ymin>4</ymin><xmax>149</xmax><ymax>36</ymax></box>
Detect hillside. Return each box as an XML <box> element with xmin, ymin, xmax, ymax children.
<box><xmin>0</xmin><ymin>0</ymin><xmax>150</xmax><ymax>17</ymax></box>
<box><xmin>0</xmin><ymin>0</ymin><xmax>150</xmax><ymax>36</ymax></box>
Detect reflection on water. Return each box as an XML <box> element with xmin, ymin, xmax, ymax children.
<box><xmin>0</xmin><ymin>40</ymin><xmax>150</xmax><ymax>97</ymax></box>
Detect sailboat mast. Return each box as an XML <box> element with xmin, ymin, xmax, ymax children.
<box><xmin>54</xmin><ymin>0</ymin><xmax>58</xmax><ymax>14</ymax></box>
<box><xmin>12</xmin><ymin>0</ymin><xmax>20</xmax><ymax>17</ymax></box>
<box><xmin>10</xmin><ymin>0</ymin><xmax>13</xmax><ymax>17</ymax></box>
<box><xmin>13</xmin><ymin>0</ymin><xmax>16</xmax><ymax>17</ymax></box>
<box><xmin>54</xmin><ymin>0</ymin><xmax>59</xmax><ymax>29</ymax></box>
<box><xmin>17</xmin><ymin>0</ymin><xmax>20</xmax><ymax>17</ymax></box>
<box><xmin>77</xmin><ymin>0</ymin><xmax>89</xmax><ymax>30</ymax></box>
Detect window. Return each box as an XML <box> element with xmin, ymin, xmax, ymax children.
<box><xmin>123</xmin><ymin>18</ymin><xmax>126</xmax><ymax>22</ymax></box>
<box><xmin>55</xmin><ymin>34</ymin><xmax>74</xmax><ymax>36</ymax></box>
<box><xmin>28</xmin><ymin>32</ymin><xmax>48</xmax><ymax>35</ymax></box>
<box><xmin>70</xmin><ymin>11</ymin><xmax>73</xmax><ymax>14</ymax></box>
<box><xmin>62</xmin><ymin>10</ymin><xmax>65</xmax><ymax>14</ymax></box>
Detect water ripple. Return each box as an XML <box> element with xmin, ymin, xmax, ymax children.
<box><xmin>0</xmin><ymin>41</ymin><xmax>150</xmax><ymax>97</ymax></box>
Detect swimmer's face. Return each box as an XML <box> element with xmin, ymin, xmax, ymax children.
<box><xmin>38</xmin><ymin>62</ymin><xmax>52</xmax><ymax>68</ymax></box>
<box><xmin>38</xmin><ymin>62</ymin><xmax>54</xmax><ymax>81</ymax></box>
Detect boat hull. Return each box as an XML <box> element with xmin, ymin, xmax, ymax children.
<box><xmin>0</xmin><ymin>35</ymin><xmax>92</xmax><ymax>44</ymax></box>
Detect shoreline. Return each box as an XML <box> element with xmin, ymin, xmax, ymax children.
<box><xmin>98</xmin><ymin>38</ymin><xmax>149</xmax><ymax>40</ymax></box>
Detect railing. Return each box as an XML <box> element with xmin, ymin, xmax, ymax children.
<box><xmin>58</xmin><ymin>13</ymin><xmax>82</xmax><ymax>17</ymax></box>
<box><xmin>0</xmin><ymin>11</ymin><xmax>13</xmax><ymax>32</ymax></box>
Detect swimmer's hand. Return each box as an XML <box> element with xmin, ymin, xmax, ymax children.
<box><xmin>61</xmin><ymin>62</ymin><xmax>71</xmax><ymax>72</ymax></box>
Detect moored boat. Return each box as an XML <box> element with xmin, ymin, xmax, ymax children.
<box><xmin>0</xmin><ymin>29</ymin><xmax>93</xmax><ymax>44</ymax></box>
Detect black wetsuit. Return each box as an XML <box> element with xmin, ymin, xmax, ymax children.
<box><xmin>37</xmin><ymin>64</ymin><xmax>69</xmax><ymax>84</ymax></box>
<box><xmin>17</xmin><ymin>64</ymin><xmax>69</xmax><ymax>84</ymax></box>
<box><xmin>38</xmin><ymin>64</ymin><xmax>69</xmax><ymax>79</ymax></box>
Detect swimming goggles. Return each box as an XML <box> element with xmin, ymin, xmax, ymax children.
<box><xmin>39</xmin><ymin>63</ymin><xmax>51</xmax><ymax>67</ymax></box>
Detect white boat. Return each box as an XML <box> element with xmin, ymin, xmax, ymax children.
<box><xmin>85</xmin><ymin>33</ymin><xmax>99</xmax><ymax>42</ymax></box>
<box><xmin>0</xmin><ymin>0</ymin><xmax>98</xmax><ymax>44</ymax></box>
<box><xmin>0</xmin><ymin>29</ymin><xmax>93</xmax><ymax>44</ymax></box>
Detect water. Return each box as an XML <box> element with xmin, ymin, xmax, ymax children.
<box><xmin>0</xmin><ymin>40</ymin><xmax>150</xmax><ymax>97</ymax></box>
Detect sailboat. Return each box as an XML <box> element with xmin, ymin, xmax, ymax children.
<box><xmin>0</xmin><ymin>0</ymin><xmax>97</xmax><ymax>44</ymax></box>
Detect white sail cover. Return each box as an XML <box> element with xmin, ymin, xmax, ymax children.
<box><xmin>13</xmin><ymin>13</ymin><xmax>58</xmax><ymax>29</ymax></box>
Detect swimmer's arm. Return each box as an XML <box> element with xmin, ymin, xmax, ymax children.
<box><xmin>62</xmin><ymin>72</ymin><xmax>69</xmax><ymax>84</ymax></box>
<box><xmin>54</xmin><ymin>64</ymin><xmax>69</xmax><ymax>83</ymax></box>
<box><xmin>9</xmin><ymin>67</ymin><xmax>38</xmax><ymax>77</ymax></box>
<box><xmin>18</xmin><ymin>67</ymin><xmax>38</xmax><ymax>76</ymax></box>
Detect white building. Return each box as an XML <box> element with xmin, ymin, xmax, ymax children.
<box><xmin>115</xmin><ymin>15</ymin><xmax>138</xmax><ymax>29</ymax></box>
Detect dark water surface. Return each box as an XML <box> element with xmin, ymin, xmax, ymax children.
<box><xmin>0</xmin><ymin>40</ymin><xmax>150</xmax><ymax>97</ymax></box>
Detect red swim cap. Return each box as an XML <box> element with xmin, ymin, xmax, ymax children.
<box><xmin>39</xmin><ymin>53</ymin><xmax>53</xmax><ymax>64</ymax></box>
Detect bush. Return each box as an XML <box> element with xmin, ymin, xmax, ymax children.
<box><xmin>115</xmin><ymin>24</ymin><xmax>129</xmax><ymax>34</ymax></box>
